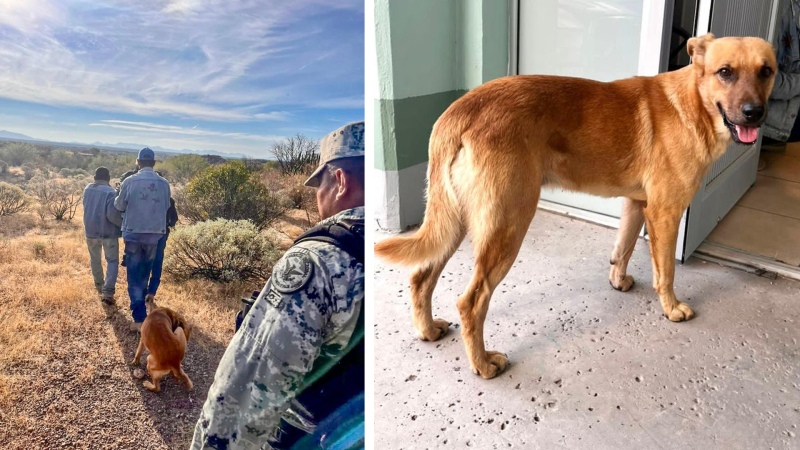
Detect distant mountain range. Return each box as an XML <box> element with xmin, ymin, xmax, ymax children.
<box><xmin>0</xmin><ymin>129</ymin><xmax>34</xmax><ymax>141</ymax></box>
<box><xmin>0</xmin><ymin>129</ymin><xmax>250</xmax><ymax>159</ymax></box>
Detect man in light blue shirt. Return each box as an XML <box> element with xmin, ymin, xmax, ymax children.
<box><xmin>114</xmin><ymin>148</ymin><xmax>171</xmax><ymax>331</ymax></box>
<box><xmin>82</xmin><ymin>167</ymin><xmax>123</xmax><ymax>305</ymax></box>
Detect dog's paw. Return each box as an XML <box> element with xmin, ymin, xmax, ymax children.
<box><xmin>666</xmin><ymin>302</ymin><xmax>695</xmax><ymax>322</ymax></box>
<box><xmin>471</xmin><ymin>351</ymin><xmax>509</xmax><ymax>380</ymax></box>
<box><xmin>417</xmin><ymin>318</ymin><xmax>450</xmax><ymax>342</ymax></box>
<box><xmin>609</xmin><ymin>275</ymin><xmax>635</xmax><ymax>292</ymax></box>
<box><xmin>142</xmin><ymin>381</ymin><xmax>159</xmax><ymax>392</ymax></box>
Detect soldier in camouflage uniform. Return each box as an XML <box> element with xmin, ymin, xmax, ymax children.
<box><xmin>191</xmin><ymin>121</ymin><xmax>365</xmax><ymax>450</ymax></box>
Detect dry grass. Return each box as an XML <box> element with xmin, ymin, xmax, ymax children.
<box><xmin>0</xmin><ymin>170</ymin><xmax>316</xmax><ymax>448</ymax></box>
<box><xmin>0</xmin><ymin>212</ymin><xmax>249</xmax><ymax>449</ymax></box>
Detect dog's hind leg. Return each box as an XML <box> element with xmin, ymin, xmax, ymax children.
<box><xmin>143</xmin><ymin>355</ymin><xmax>170</xmax><ymax>392</ymax></box>
<box><xmin>173</xmin><ymin>366</ymin><xmax>193</xmax><ymax>390</ymax></box>
<box><xmin>609</xmin><ymin>198</ymin><xmax>646</xmax><ymax>291</ymax></box>
<box><xmin>457</xmin><ymin>179</ymin><xmax>539</xmax><ymax>379</ymax></box>
<box><xmin>643</xmin><ymin>202</ymin><xmax>695</xmax><ymax>322</ymax></box>
<box><xmin>410</xmin><ymin>232</ymin><xmax>466</xmax><ymax>341</ymax></box>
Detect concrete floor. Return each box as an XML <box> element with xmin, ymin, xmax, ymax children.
<box><xmin>374</xmin><ymin>210</ymin><xmax>800</xmax><ymax>450</ymax></box>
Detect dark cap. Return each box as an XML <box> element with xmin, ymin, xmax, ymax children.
<box><xmin>137</xmin><ymin>147</ymin><xmax>155</xmax><ymax>161</ymax></box>
<box><xmin>94</xmin><ymin>167</ymin><xmax>111</xmax><ymax>181</ymax></box>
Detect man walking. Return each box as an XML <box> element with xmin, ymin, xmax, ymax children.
<box><xmin>83</xmin><ymin>167</ymin><xmax>123</xmax><ymax>305</ymax></box>
<box><xmin>190</xmin><ymin>121</ymin><xmax>365</xmax><ymax>450</ymax></box>
<box><xmin>114</xmin><ymin>148</ymin><xmax>171</xmax><ymax>331</ymax></box>
<box><xmin>118</xmin><ymin>166</ymin><xmax>179</xmax><ymax>302</ymax></box>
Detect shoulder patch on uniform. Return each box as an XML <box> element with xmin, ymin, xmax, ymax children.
<box><xmin>273</xmin><ymin>249</ymin><xmax>314</xmax><ymax>294</ymax></box>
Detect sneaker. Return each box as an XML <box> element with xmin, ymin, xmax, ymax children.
<box><xmin>101</xmin><ymin>296</ymin><xmax>116</xmax><ymax>306</ymax></box>
<box><xmin>145</xmin><ymin>294</ymin><xmax>155</xmax><ymax>304</ymax></box>
<box><xmin>130</xmin><ymin>322</ymin><xmax>142</xmax><ymax>333</ymax></box>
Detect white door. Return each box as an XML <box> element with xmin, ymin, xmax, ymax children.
<box><xmin>678</xmin><ymin>0</ymin><xmax>778</xmax><ymax>260</ymax></box>
<box><xmin>516</xmin><ymin>0</ymin><xmax>674</xmax><ymax>226</ymax></box>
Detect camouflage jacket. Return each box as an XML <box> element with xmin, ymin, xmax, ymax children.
<box><xmin>190</xmin><ymin>206</ymin><xmax>365</xmax><ymax>450</ymax></box>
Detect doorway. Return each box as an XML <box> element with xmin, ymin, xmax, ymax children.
<box><xmin>701</xmin><ymin>143</ymin><xmax>800</xmax><ymax>273</ymax></box>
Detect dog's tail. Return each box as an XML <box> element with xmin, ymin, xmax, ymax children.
<box><xmin>375</xmin><ymin>119</ymin><xmax>465</xmax><ymax>267</ymax></box>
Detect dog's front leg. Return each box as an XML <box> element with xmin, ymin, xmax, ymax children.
<box><xmin>643</xmin><ymin>204</ymin><xmax>695</xmax><ymax>322</ymax></box>
<box><xmin>609</xmin><ymin>198</ymin><xmax>646</xmax><ymax>291</ymax></box>
<box><xmin>131</xmin><ymin>337</ymin><xmax>145</xmax><ymax>365</ymax></box>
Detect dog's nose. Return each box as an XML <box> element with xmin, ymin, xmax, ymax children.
<box><xmin>742</xmin><ymin>103</ymin><xmax>765</xmax><ymax>122</ymax></box>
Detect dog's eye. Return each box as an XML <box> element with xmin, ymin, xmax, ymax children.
<box><xmin>760</xmin><ymin>66</ymin><xmax>774</xmax><ymax>78</ymax></box>
<box><xmin>717</xmin><ymin>67</ymin><xmax>733</xmax><ymax>79</ymax></box>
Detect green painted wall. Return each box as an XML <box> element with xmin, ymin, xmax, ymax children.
<box><xmin>374</xmin><ymin>0</ymin><xmax>510</xmax><ymax>227</ymax></box>
<box><xmin>374</xmin><ymin>90</ymin><xmax>465</xmax><ymax>172</ymax></box>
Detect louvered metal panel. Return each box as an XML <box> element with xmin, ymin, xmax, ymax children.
<box><xmin>704</xmin><ymin>0</ymin><xmax>773</xmax><ymax>186</ymax></box>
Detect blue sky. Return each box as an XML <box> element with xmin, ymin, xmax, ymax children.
<box><xmin>0</xmin><ymin>0</ymin><xmax>364</xmax><ymax>158</ymax></box>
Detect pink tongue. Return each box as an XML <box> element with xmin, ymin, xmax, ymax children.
<box><xmin>736</xmin><ymin>125</ymin><xmax>759</xmax><ymax>143</ymax></box>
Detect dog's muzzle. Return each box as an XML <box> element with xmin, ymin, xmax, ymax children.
<box><xmin>718</xmin><ymin>103</ymin><xmax>763</xmax><ymax>145</ymax></box>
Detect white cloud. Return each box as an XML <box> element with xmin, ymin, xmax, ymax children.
<box><xmin>90</xmin><ymin>119</ymin><xmax>281</xmax><ymax>142</ymax></box>
<box><xmin>0</xmin><ymin>0</ymin><xmax>363</xmax><ymax>120</ymax></box>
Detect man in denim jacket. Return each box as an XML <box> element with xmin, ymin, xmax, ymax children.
<box><xmin>82</xmin><ymin>167</ymin><xmax>123</xmax><ymax>305</ymax></box>
<box><xmin>114</xmin><ymin>148</ymin><xmax>171</xmax><ymax>331</ymax></box>
<box><xmin>763</xmin><ymin>0</ymin><xmax>800</xmax><ymax>149</ymax></box>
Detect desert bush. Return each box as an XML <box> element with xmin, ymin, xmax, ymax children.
<box><xmin>31</xmin><ymin>241</ymin><xmax>47</xmax><ymax>260</ymax></box>
<box><xmin>46</xmin><ymin>149</ymin><xmax>97</xmax><ymax>171</ymax></box>
<box><xmin>0</xmin><ymin>142</ymin><xmax>38</xmax><ymax>166</ymax></box>
<box><xmin>270</xmin><ymin>134</ymin><xmax>319</xmax><ymax>176</ymax></box>
<box><xmin>160</xmin><ymin>154</ymin><xmax>209</xmax><ymax>183</ymax></box>
<box><xmin>180</xmin><ymin>161</ymin><xmax>287</xmax><ymax>229</ymax></box>
<box><xmin>260</xmin><ymin>169</ymin><xmax>319</xmax><ymax>226</ymax></box>
<box><xmin>87</xmin><ymin>153</ymin><xmax>136</xmax><ymax>179</ymax></box>
<box><xmin>0</xmin><ymin>182</ymin><xmax>29</xmax><ymax>216</ymax></box>
<box><xmin>58</xmin><ymin>168</ymin><xmax>89</xmax><ymax>178</ymax></box>
<box><xmin>26</xmin><ymin>176</ymin><xmax>84</xmax><ymax>221</ymax></box>
<box><xmin>164</xmin><ymin>219</ymin><xmax>280</xmax><ymax>283</ymax></box>
<box><xmin>21</xmin><ymin>162</ymin><xmax>37</xmax><ymax>180</ymax></box>
<box><xmin>0</xmin><ymin>160</ymin><xmax>7</xmax><ymax>174</ymax></box>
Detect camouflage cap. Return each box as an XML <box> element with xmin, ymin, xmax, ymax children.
<box><xmin>304</xmin><ymin>121</ymin><xmax>365</xmax><ymax>187</ymax></box>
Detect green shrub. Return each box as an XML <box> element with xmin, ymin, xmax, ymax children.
<box><xmin>180</xmin><ymin>161</ymin><xmax>287</xmax><ymax>229</ymax></box>
<box><xmin>58</xmin><ymin>168</ymin><xmax>89</xmax><ymax>178</ymax></box>
<box><xmin>0</xmin><ymin>182</ymin><xmax>29</xmax><ymax>216</ymax></box>
<box><xmin>21</xmin><ymin>162</ymin><xmax>37</xmax><ymax>180</ymax></box>
<box><xmin>87</xmin><ymin>153</ymin><xmax>136</xmax><ymax>179</ymax></box>
<box><xmin>0</xmin><ymin>160</ymin><xmax>7</xmax><ymax>174</ymax></box>
<box><xmin>160</xmin><ymin>154</ymin><xmax>209</xmax><ymax>183</ymax></box>
<box><xmin>164</xmin><ymin>219</ymin><xmax>280</xmax><ymax>283</ymax></box>
<box><xmin>0</xmin><ymin>142</ymin><xmax>38</xmax><ymax>166</ymax></box>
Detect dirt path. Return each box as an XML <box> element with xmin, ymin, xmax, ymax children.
<box><xmin>0</xmin><ymin>218</ymin><xmax>246</xmax><ymax>449</ymax></box>
<box><xmin>0</xmin><ymin>300</ymin><xmax>234</xmax><ymax>449</ymax></box>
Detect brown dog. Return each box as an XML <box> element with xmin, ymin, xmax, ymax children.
<box><xmin>375</xmin><ymin>34</ymin><xmax>776</xmax><ymax>379</ymax></box>
<box><xmin>131</xmin><ymin>304</ymin><xmax>193</xmax><ymax>392</ymax></box>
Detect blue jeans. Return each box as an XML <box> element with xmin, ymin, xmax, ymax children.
<box><xmin>125</xmin><ymin>241</ymin><xmax>157</xmax><ymax>323</ymax></box>
<box><xmin>147</xmin><ymin>233</ymin><xmax>168</xmax><ymax>297</ymax></box>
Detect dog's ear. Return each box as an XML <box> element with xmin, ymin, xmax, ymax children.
<box><xmin>687</xmin><ymin>33</ymin><xmax>715</xmax><ymax>74</ymax></box>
